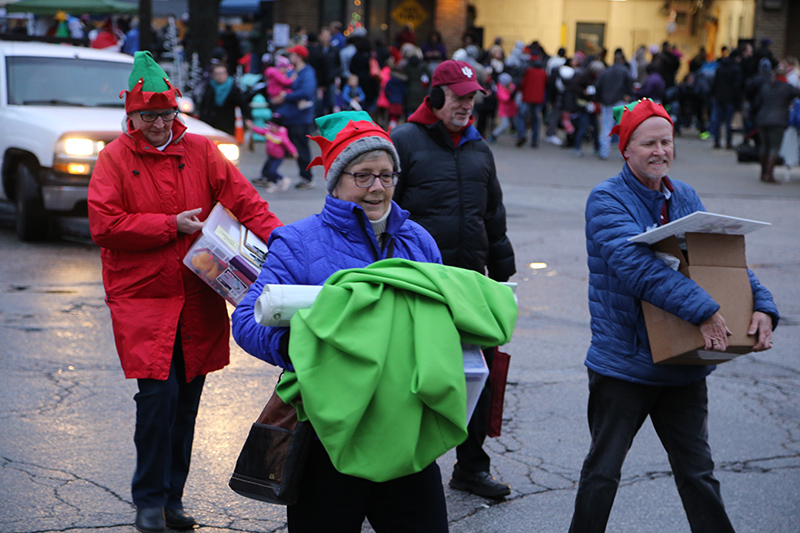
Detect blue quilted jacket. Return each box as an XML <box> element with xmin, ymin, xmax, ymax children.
<box><xmin>585</xmin><ymin>163</ymin><xmax>778</xmax><ymax>386</ymax></box>
<box><xmin>274</xmin><ymin>64</ymin><xmax>317</xmax><ymax>126</ymax></box>
<box><xmin>232</xmin><ymin>196</ymin><xmax>442</xmax><ymax>369</ymax></box>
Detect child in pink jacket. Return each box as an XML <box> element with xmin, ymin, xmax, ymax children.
<box><xmin>489</xmin><ymin>73</ymin><xmax>518</xmax><ymax>143</ymax></box>
<box><xmin>265</xmin><ymin>55</ymin><xmax>295</xmax><ymax>100</ymax></box>
<box><xmin>252</xmin><ymin>114</ymin><xmax>298</xmax><ymax>192</ymax></box>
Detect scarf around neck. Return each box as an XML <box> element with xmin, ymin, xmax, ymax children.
<box><xmin>210</xmin><ymin>76</ymin><xmax>234</xmax><ymax>107</ymax></box>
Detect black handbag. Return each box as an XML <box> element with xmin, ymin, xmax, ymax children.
<box><xmin>228</xmin><ymin>389</ymin><xmax>313</xmax><ymax>505</ymax></box>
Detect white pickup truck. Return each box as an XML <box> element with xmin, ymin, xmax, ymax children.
<box><xmin>0</xmin><ymin>40</ymin><xmax>240</xmax><ymax>241</ymax></box>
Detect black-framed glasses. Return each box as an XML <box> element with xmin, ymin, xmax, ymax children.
<box><xmin>342</xmin><ymin>171</ymin><xmax>400</xmax><ymax>188</ymax></box>
<box><xmin>139</xmin><ymin>110</ymin><xmax>180</xmax><ymax>123</ymax></box>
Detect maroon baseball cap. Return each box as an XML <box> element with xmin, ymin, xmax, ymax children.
<box><xmin>431</xmin><ymin>60</ymin><xmax>488</xmax><ymax>95</ymax></box>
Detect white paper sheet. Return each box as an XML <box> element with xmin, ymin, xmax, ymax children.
<box><xmin>628</xmin><ymin>212</ymin><xmax>770</xmax><ymax>245</ymax></box>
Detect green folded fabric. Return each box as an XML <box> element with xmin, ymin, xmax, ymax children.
<box><xmin>276</xmin><ymin>258</ymin><xmax>517</xmax><ymax>482</ymax></box>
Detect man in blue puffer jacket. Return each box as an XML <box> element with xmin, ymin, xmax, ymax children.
<box><xmin>569</xmin><ymin>99</ymin><xmax>779</xmax><ymax>533</ymax></box>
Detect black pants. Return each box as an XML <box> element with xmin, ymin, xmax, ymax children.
<box><xmin>569</xmin><ymin>369</ymin><xmax>733</xmax><ymax>533</ymax></box>
<box><xmin>454</xmin><ymin>346</ymin><xmax>494</xmax><ymax>474</ymax></box>
<box><xmin>260</xmin><ymin>156</ymin><xmax>285</xmax><ymax>183</ymax></box>
<box><xmin>287</xmin><ymin>439</ymin><xmax>448</xmax><ymax>532</ymax></box>
<box><xmin>286</xmin><ymin>123</ymin><xmax>313</xmax><ymax>181</ymax></box>
<box><xmin>131</xmin><ymin>335</ymin><xmax>205</xmax><ymax>509</ymax></box>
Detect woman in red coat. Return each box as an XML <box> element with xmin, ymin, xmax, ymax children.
<box><xmin>88</xmin><ymin>51</ymin><xmax>281</xmax><ymax>533</ymax></box>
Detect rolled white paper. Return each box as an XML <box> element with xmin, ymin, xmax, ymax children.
<box><xmin>254</xmin><ymin>284</ymin><xmax>323</xmax><ymax>326</ymax></box>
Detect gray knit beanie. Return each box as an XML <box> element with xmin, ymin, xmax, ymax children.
<box><xmin>307</xmin><ymin>111</ymin><xmax>400</xmax><ymax>193</ymax></box>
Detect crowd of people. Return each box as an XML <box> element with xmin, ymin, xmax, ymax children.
<box><xmin>197</xmin><ymin>23</ymin><xmax>800</xmax><ymax>188</ymax></box>
<box><xmin>24</xmin><ymin>11</ymin><xmax>799</xmax><ymax>185</ymax></box>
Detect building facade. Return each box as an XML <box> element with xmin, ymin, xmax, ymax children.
<box><xmin>269</xmin><ymin>0</ymin><xmax>797</xmax><ymax>64</ymax></box>
<box><xmin>272</xmin><ymin>0</ymin><xmax>466</xmax><ymax>56</ymax></box>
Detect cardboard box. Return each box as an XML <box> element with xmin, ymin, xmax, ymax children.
<box><xmin>183</xmin><ymin>203</ymin><xmax>268</xmax><ymax>306</ymax></box>
<box><xmin>641</xmin><ymin>232</ymin><xmax>756</xmax><ymax>365</ymax></box>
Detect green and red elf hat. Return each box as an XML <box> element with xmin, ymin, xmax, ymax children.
<box><xmin>120</xmin><ymin>51</ymin><xmax>181</xmax><ymax>113</ymax></box>
<box><xmin>610</xmin><ymin>98</ymin><xmax>673</xmax><ymax>158</ymax></box>
<box><xmin>307</xmin><ymin>111</ymin><xmax>401</xmax><ymax>193</ymax></box>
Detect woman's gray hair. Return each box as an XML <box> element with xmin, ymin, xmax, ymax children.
<box><xmin>344</xmin><ymin>149</ymin><xmax>395</xmax><ymax>172</ymax></box>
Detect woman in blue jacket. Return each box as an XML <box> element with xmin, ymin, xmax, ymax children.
<box><xmin>232</xmin><ymin>111</ymin><xmax>447</xmax><ymax>532</ymax></box>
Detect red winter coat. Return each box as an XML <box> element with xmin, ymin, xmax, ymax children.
<box><xmin>518</xmin><ymin>66</ymin><xmax>547</xmax><ymax>104</ymax></box>
<box><xmin>88</xmin><ymin>119</ymin><xmax>282</xmax><ymax>381</ymax></box>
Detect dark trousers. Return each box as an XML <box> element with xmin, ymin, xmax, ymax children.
<box><xmin>711</xmin><ymin>101</ymin><xmax>736</xmax><ymax>147</ymax></box>
<box><xmin>569</xmin><ymin>370</ymin><xmax>733</xmax><ymax>533</ymax></box>
<box><xmin>287</xmin><ymin>439</ymin><xmax>448</xmax><ymax>533</ymax></box>
<box><xmin>574</xmin><ymin>110</ymin><xmax>600</xmax><ymax>153</ymax></box>
<box><xmin>131</xmin><ymin>335</ymin><xmax>205</xmax><ymax>509</ymax></box>
<box><xmin>516</xmin><ymin>103</ymin><xmax>543</xmax><ymax>146</ymax></box>
<box><xmin>455</xmin><ymin>346</ymin><xmax>494</xmax><ymax>474</ymax></box>
<box><xmin>286</xmin><ymin>123</ymin><xmax>313</xmax><ymax>181</ymax></box>
<box><xmin>545</xmin><ymin>101</ymin><xmax>562</xmax><ymax>137</ymax></box>
<box><xmin>260</xmin><ymin>156</ymin><xmax>284</xmax><ymax>183</ymax></box>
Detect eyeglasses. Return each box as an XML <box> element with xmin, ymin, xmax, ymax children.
<box><xmin>139</xmin><ymin>110</ymin><xmax>180</xmax><ymax>123</ymax></box>
<box><xmin>342</xmin><ymin>171</ymin><xmax>400</xmax><ymax>188</ymax></box>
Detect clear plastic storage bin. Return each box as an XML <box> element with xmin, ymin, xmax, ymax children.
<box><xmin>183</xmin><ymin>203</ymin><xmax>268</xmax><ymax>306</ymax></box>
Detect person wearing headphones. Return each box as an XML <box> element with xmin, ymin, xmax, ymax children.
<box><xmin>390</xmin><ymin>59</ymin><xmax>516</xmax><ymax>499</ymax></box>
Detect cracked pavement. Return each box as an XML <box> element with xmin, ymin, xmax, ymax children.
<box><xmin>1</xmin><ymin>133</ymin><xmax>799</xmax><ymax>532</ymax></box>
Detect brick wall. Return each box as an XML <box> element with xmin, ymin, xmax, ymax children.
<box><xmin>273</xmin><ymin>0</ymin><xmax>320</xmax><ymax>35</ymax></box>
<box><xmin>435</xmin><ymin>0</ymin><xmax>467</xmax><ymax>59</ymax></box>
<box><xmin>752</xmin><ymin>0</ymin><xmax>789</xmax><ymax>58</ymax></box>
<box><xmin>786</xmin><ymin>0</ymin><xmax>800</xmax><ymax>59</ymax></box>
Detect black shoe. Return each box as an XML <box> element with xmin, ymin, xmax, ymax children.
<box><xmin>449</xmin><ymin>467</ymin><xmax>511</xmax><ymax>498</ymax></box>
<box><xmin>165</xmin><ymin>508</ymin><xmax>197</xmax><ymax>530</ymax></box>
<box><xmin>515</xmin><ymin>138</ymin><xmax>526</xmax><ymax>147</ymax></box>
<box><xmin>135</xmin><ymin>507</ymin><xmax>165</xmax><ymax>533</ymax></box>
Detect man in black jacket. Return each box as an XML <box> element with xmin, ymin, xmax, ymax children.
<box><xmin>391</xmin><ymin>60</ymin><xmax>516</xmax><ymax>499</ymax></box>
<box><xmin>596</xmin><ymin>50</ymin><xmax>633</xmax><ymax>159</ymax></box>
<box><xmin>710</xmin><ymin>50</ymin><xmax>743</xmax><ymax>149</ymax></box>
<box><xmin>306</xmin><ymin>29</ymin><xmax>341</xmax><ymax>117</ymax></box>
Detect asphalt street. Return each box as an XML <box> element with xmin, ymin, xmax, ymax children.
<box><xmin>1</xmin><ymin>127</ymin><xmax>799</xmax><ymax>533</ymax></box>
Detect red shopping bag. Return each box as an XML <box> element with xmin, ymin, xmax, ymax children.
<box><xmin>487</xmin><ymin>348</ymin><xmax>511</xmax><ymax>438</ymax></box>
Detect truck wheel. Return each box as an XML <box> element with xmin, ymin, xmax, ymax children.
<box><xmin>16</xmin><ymin>164</ymin><xmax>51</xmax><ymax>241</ymax></box>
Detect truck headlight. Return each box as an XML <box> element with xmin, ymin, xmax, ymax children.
<box><xmin>60</xmin><ymin>137</ymin><xmax>105</xmax><ymax>157</ymax></box>
<box><xmin>217</xmin><ymin>143</ymin><xmax>239</xmax><ymax>163</ymax></box>
<box><xmin>64</xmin><ymin>138</ymin><xmax>101</xmax><ymax>156</ymax></box>
<box><xmin>54</xmin><ymin>137</ymin><xmax>105</xmax><ymax>174</ymax></box>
